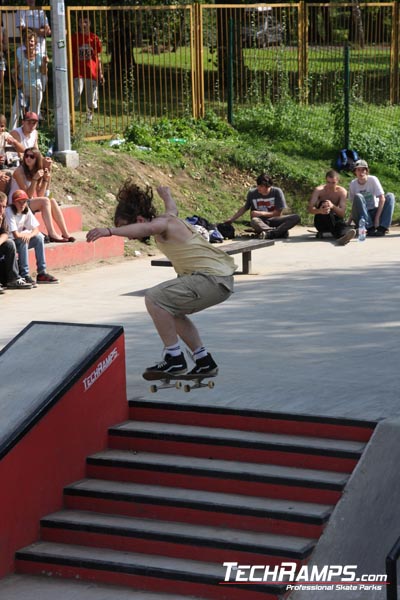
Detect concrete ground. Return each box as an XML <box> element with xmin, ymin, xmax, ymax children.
<box><xmin>1</xmin><ymin>225</ymin><xmax>399</xmax><ymax>421</ymax></box>
<box><xmin>1</xmin><ymin>226</ymin><xmax>400</xmax><ymax>600</ymax></box>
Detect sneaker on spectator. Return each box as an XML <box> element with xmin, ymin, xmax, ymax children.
<box><xmin>145</xmin><ymin>353</ymin><xmax>187</xmax><ymax>376</ymax></box>
<box><xmin>336</xmin><ymin>229</ymin><xmax>356</xmax><ymax>246</ymax></box>
<box><xmin>188</xmin><ymin>353</ymin><xmax>218</xmax><ymax>376</ymax></box>
<box><xmin>0</xmin><ymin>283</ymin><xmax>5</xmax><ymax>294</ymax></box>
<box><xmin>86</xmin><ymin>111</ymin><xmax>93</xmax><ymax>123</ymax></box>
<box><xmin>375</xmin><ymin>225</ymin><xmax>389</xmax><ymax>236</ymax></box>
<box><xmin>36</xmin><ymin>272</ymin><xmax>59</xmax><ymax>284</ymax></box>
<box><xmin>7</xmin><ymin>277</ymin><xmax>33</xmax><ymax>290</ymax></box>
<box><xmin>24</xmin><ymin>275</ymin><xmax>37</xmax><ymax>287</ymax></box>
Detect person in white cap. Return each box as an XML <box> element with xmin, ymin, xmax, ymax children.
<box><xmin>349</xmin><ymin>159</ymin><xmax>395</xmax><ymax>236</ymax></box>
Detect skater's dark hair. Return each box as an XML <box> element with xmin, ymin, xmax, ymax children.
<box><xmin>256</xmin><ymin>173</ymin><xmax>273</xmax><ymax>187</ymax></box>
<box><xmin>114</xmin><ymin>178</ymin><xmax>157</xmax><ymax>226</ymax></box>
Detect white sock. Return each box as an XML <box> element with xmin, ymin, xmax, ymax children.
<box><xmin>193</xmin><ymin>346</ymin><xmax>208</xmax><ymax>360</ymax></box>
<box><xmin>165</xmin><ymin>343</ymin><xmax>182</xmax><ymax>357</ymax></box>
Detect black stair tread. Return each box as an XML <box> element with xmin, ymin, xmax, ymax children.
<box><xmin>0</xmin><ymin>574</ymin><xmax>198</xmax><ymax>600</ymax></box>
<box><xmin>111</xmin><ymin>420</ymin><xmax>365</xmax><ymax>456</ymax></box>
<box><xmin>17</xmin><ymin>541</ymin><xmax>227</xmax><ymax>577</ymax></box>
<box><xmin>88</xmin><ymin>449</ymin><xmax>348</xmax><ymax>488</ymax></box>
<box><xmin>128</xmin><ymin>399</ymin><xmax>377</xmax><ymax>429</ymax></box>
<box><xmin>65</xmin><ymin>479</ymin><xmax>333</xmax><ymax>522</ymax></box>
<box><xmin>16</xmin><ymin>542</ymin><xmax>288</xmax><ymax>594</ymax></box>
<box><xmin>43</xmin><ymin>509</ymin><xmax>316</xmax><ymax>556</ymax></box>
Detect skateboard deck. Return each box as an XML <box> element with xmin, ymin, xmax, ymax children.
<box><xmin>143</xmin><ymin>371</ymin><xmax>217</xmax><ymax>393</ymax></box>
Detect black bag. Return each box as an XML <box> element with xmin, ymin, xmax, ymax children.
<box><xmin>216</xmin><ymin>222</ymin><xmax>235</xmax><ymax>239</ymax></box>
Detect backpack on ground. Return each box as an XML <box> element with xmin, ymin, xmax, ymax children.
<box><xmin>335</xmin><ymin>149</ymin><xmax>359</xmax><ymax>172</ymax></box>
<box><xmin>216</xmin><ymin>222</ymin><xmax>235</xmax><ymax>239</ymax></box>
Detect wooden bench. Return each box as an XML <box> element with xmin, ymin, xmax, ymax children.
<box><xmin>150</xmin><ymin>238</ymin><xmax>275</xmax><ymax>275</ymax></box>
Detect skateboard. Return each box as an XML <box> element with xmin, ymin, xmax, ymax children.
<box><xmin>143</xmin><ymin>372</ymin><xmax>216</xmax><ymax>393</ymax></box>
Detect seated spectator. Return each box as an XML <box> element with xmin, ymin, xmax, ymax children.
<box><xmin>9</xmin><ymin>146</ymin><xmax>75</xmax><ymax>243</ymax></box>
<box><xmin>0</xmin><ymin>191</ymin><xmax>32</xmax><ymax>291</ymax></box>
<box><xmin>0</xmin><ymin>113</ymin><xmax>22</xmax><ymax>168</ymax></box>
<box><xmin>5</xmin><ymin>189</ymin><xmax>58</xmax><ymax>285</ymax></box>
<box><xmin>308</xmin><ymin>170</ymin><xmax>356</xmax><ymax>246</ymax></box>
<box><xmin>10</xmin><ymin>30</ymin><xmax>48</xmax><ymax>130</ymax></box>
<box><xmin>349</xmin><ymin>160</ymin><xmax>395</xmax><ymax>236</ymax></box>
<box><xmin>10</xmin><ymin>111</ymin><xmax>39</xmax><ymax>155</ymax></box>
<box><xmin>225</xmin><ymin>173</ymin><xmax>300</xmax><ymax>239</ymax></box>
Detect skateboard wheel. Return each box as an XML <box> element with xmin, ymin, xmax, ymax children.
<box><xmin>208</xmin><ymin>381</ymin><xmax>215</xmax><ymax>389</ymax></box>
<box><xmin>183</xmin><ymin>384</ymin><xmax>191</xmax><ymax>393</ymax></box>
<box><xmin>175</xmin><ymin>381</ymin><xmax>182</xmax><ymax>389</ymax></box>
<box><xmin>150</xmin><ymin>385</ymin><xmax>158</xmax><ymax>393</ymax></box>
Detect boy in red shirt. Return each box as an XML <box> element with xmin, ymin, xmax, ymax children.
<box><xmin>71</xmin><ymin>16</ymin><xmax>104</xmax><ymax>123</ymax></box>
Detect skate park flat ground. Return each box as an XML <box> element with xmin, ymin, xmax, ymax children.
<box><xmin>1</xmin><ymin>225</ymin><xmax>399</xmax><ymax>422</ymax></box>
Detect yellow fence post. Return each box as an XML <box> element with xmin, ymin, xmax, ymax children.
<box><xmin>298</xmin><ymin>1</ymin><xmax>308</xmax><ymax>105</ymax></box>
<box><xmin>390</xmin><ymin>1</ymin><xmax>399</xmax><ymax>105</ymax></box>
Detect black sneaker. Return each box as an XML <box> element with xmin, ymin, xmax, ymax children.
<box><xmin>375</xmin><ymin>225</ymin><xmax>389</xmax><ymax>236</ymax></box>
<box><xmin>145</xmin><ymin>353</ymin><xmax>187</xmax><ymax>375</ymax></box>
<box><xmin>189</xmin><ymin>353</ymin><xmax>218</xmax><ymax>376</ymax></box>
<box><xmin>336</xmin><ymin>229</ymin><xmax>356</xmax><ymax>246</ymax></box>
<box><xmin>24</xmin><ymin>275</ymin><xmax>37</xmax><ymax>287</ymax></box>
<box><xmin>7</xmin><ymin>277</ymin><xmax>33</xmax><ymax>290</ymax></box>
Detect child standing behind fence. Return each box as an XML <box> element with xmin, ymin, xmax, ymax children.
<box><xmin>71</xmin><ymin>16</ymin><xmax>104</xmax><ymax>123</ymax></box>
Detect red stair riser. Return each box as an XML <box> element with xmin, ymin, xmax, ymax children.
<box><xmin>86</xmin><ymin>464</ymin><xmax>342</xmax><ymax>505</ymax></box>
<box><xmin>28</xmin><ymin>237</ymin><xmax>124</xmax><ymax>271</ymax></box>
<box><xmin>15</xmin><ymin>560</ymin><xmax>279</xmax><ymax>600</ymax></box>
<box><xmin>35</xmin><ymin>206</ymin><xmax>83</xmax><ymax>233</ymax></box>
<box><xmin>41</xmin><ymin>527</ymin><xmax>307</xmax><ymax>567</ymax></box>
<box><xmin>64</xmin><ymin>496</ymin><xmax>325</xmax><ymax>539</ymax></box>
<box><xmin>109</xmin><ymin>436</ymin><xmax>357</xmax><ymax>474</ymax></box>
<box><xmin>129</xmin><ymin>408</ymin><xmax>373</xmax><ymax>442</ymax></box>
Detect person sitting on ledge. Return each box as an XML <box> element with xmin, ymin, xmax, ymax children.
<box><xmin>8</xmin><ymin>146</ymin><xmax>75</xmax><ymax>243</ymax></box>
<box><xmin>5</xmin><ymin>189</ymin><xmax>59</xmax><ymax>285</ymax></box>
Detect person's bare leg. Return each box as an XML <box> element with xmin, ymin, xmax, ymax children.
<box><xmin>29</xmin><ymin>198</ymin><xmax>64</xmax><ymax>240</ymax></box>
<box><xmin>175</xmin><ymin>315</ymin><xmax>203</xmax><ymax>352</ymax></box>
<box><xmin>145</xmin><ymin>296</ymin><xmax>179</xmax><ymax>347</ymax></box>
<box><xmin>50</xmin><ymin>198</ymin><xmax>71</xmax><ymax>239</ymax></box>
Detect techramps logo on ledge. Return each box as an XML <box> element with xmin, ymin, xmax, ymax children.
<box><xmin>220</xmin><ymin>562</ymin><xmax>388</xmax><ymax>593</ymax></box>
<box><xmin>82</xmin><ymin>347</ymin><xmax>119</xmax><ymax>391</ymax></box>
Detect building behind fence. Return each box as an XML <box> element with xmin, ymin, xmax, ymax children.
<box><xmin>0</xmin><ymin>3</ymin><xmax>398</xmax><ymax>143</ymax></box>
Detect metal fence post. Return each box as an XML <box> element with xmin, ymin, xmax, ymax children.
<box><xmin>227</xmin><ymin>17</ymin><xmax>233</xmax><ymax>124</ymax></box>
<box><xmin>344</xmin><ymin>43</ymin><xmax>350</xmax><ymax>149</ymax></box>
<box><xmin>50</xmin><ymin>0</ymin><xmax>79</xmax><ymax>167</ymax></box>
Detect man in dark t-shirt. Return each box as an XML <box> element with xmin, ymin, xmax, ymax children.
<box><xmin>225</xmin><ymin>173</ymin><xmax>300</xmax><ymax>238</ymax></box>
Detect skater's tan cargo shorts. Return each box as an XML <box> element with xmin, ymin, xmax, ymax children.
<box><xmin>145</xmin><ymin>273</ymin><xmax>234</xmax><ymax>317</ymax></box>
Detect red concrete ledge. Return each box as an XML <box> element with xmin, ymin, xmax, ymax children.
<box><xmin>28</xmin><ymin>233</ymin><xmax>125</xmax><ymax>271</ymax></box>
<box><xmin>0</xmin><ymin>321</ymin><xmax>128</xmax><ymax>577</ymax></box>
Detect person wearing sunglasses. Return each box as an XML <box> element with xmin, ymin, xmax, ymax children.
<box><xmin>8</xmin><ymin>147</ymin><xmax>75</xmax><ymax>243</ymax></box>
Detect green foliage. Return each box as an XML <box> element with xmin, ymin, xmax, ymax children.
<box><xmin>118</xmin><ymin>104</ymin><xmax>399</xmax><ymax>226</ymax></box>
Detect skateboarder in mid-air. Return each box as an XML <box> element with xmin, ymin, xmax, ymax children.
<box><xmin>86</xmin><ymin>180</ymin><xmax>236</xmax><ymax>377</ymax></box>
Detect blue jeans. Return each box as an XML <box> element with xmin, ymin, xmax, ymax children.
<box><xmin>352</xmin><ymin>193</ymin><xmax>395</xmax><ymax>230</ymax></box>
<box><xmin>15</xmin><ymin>234</ymin><xmax>46</xmax><ymax>277</ymax></box>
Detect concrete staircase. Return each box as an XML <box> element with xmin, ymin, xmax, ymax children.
<box><xmin>14</xmin><ymin>400</ymin><xmax>376</xmax><ymax>599</ymax></box>
<box><xmin>28</xmin><ymin>205</ymin><xmax>124</xmax><ymax>272</ymax></box>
